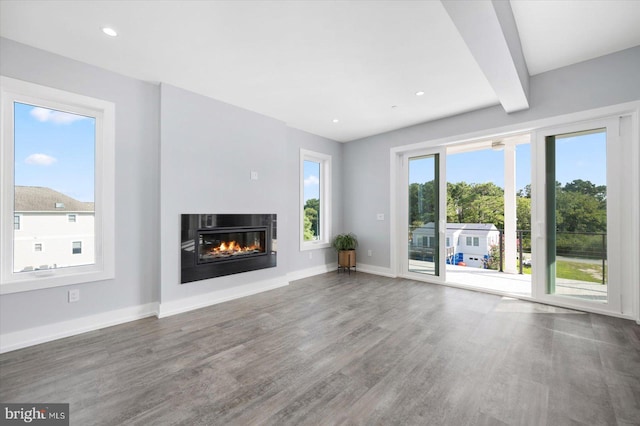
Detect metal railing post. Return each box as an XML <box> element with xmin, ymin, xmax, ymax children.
<box><xmin>602</xmin><ymin>233</ymin><xmax>606</xmax><ymax>285</ymax></box>
<box><xmin>518</xmin><ymin>230</ymin><xmax>523</xmax><ymax>274</ymax></box>
<box><xmin>499</xmin><ymin>229</ymin><xmax>503</xmax><ymax>272</ymax></box>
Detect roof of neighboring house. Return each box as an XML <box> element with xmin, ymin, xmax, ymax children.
<box><xmin>15</xmin><ymin>186</ymin><xmax>94</xmax><ymax>212</ymax></box>
<box><xmin>413</xmin><ymin>222</ymin><xmax>499</xmax><ymax>236</ymax></box>
<box><xmin>446</xmin><ymin>223</ymin><xmax>499</xmax><ymax>231</ymax></box>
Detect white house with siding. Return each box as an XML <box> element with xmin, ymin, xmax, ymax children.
<box><xmin>13</xmin><ymin>186</ymin><xmax>94</xmax><ymax>272</ymax></box>
<box><xmin>412</xmin><ymin>222</ymin><xmax>500</xmax><ymax>268</ymax></box>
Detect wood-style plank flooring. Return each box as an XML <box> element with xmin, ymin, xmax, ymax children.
<box><xmin>2</xmin><ymin>272</ymin><xmax>640</xmax><ymax>425</ymax></box>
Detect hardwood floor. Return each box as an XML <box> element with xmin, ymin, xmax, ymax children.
<box><xmin>2</xmin><ymin>272</ymin><xmax>640</xmax><ymax>425</ymax></box>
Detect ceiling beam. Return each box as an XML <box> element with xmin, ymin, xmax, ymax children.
<box><xmin>441</xmin><ymin>0</ymin><xmax>530</xmax><ymax>113</ymax></box>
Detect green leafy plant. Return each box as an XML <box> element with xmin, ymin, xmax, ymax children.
<box><xmin>331</xmin><ymin>233</ymin><xmax>358</xmax><ymax>251</ymax></box>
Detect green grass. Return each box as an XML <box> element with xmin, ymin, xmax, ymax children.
<box><xmin>521</xmin><ymin>260</ymin><xmax>604</xmax><ymax>284</ymax></box>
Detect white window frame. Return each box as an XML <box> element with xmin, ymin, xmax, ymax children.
<box><xmin>67</xmin><ymin>214</ymin><xmax>77</xmax><ymax>223</ymax></box>
<box><xmin>300</xmin><ymin>149</ymin><xmax>332</xmax><ymax>250</ymax></box>
<box><xmin>34</xmin><ymin>243</ymin><xmax>43</xmax><ymax>252</ymax></box>
<box><xmin>466</xmin><ymin>236</ymin><xmax>472</xmax><ymax>246</ymax></box>
<box><xmin>0</xmin><ymin>76</ymin><xmax>115</xmax><ymax>294</ymax></box>
<box><xmin>13</xmin><ymin>214</ymin><xmax>20</xmax><ymax>230</ymax></box>
<box><xmin>473</xmin><ymin>237</ymin><xmax>479</xmax><ymax>247</ymax></box>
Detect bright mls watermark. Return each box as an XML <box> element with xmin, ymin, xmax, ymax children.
<box><xmin>1</xmin><ymin>404</ymin><xmax>69</xmax><ymax>425</ymax></box>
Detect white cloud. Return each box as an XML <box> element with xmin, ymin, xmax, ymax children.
<box><xmin>304</xmin><ymin>175</ymin><xmax>319</xmax><ymax>186</ymax></box>
<box><xmin>25</xmin><ymin>153</ymin><xmax>57</xmax><ymax>166</ymax></box>
<box><xmin>30</xmin><ymin>107</ymin><xmax>87</xmax><ymax>124</ymax></box>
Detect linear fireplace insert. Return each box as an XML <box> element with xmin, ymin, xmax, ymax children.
<box><xmin>181</xmin><ymin>214</ymin><xmax>277</xmax><ymax>283</ymax></box>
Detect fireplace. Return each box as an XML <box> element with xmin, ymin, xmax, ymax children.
<box><xmin>181</xmin><ymin>214</ymin><xmax>276</xmax><ymax>283</ymax></box>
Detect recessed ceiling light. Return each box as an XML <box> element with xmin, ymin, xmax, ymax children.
<box><xmin>332</xmin><ymin>118</ymin><xmax>339</xmax><ymax>123</ymax></box>
<box><xmin>415</xmin><ymin>91</ymin><xmax>425</xmax><ymax>96</ymax></box>
<box><xmin>102</xmin><ymin>27</ymin><xmax>118</xmax><ymax>37</ymax></box>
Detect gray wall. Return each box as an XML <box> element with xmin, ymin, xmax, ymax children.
<box><xmin>159</xmin><ymin>85</ymin><xmax>344</xmax><ymax>303</ymax></box>
<box><xmin>0</xmin><ymin>38</ymin><xmax>160</xmax><ymax>333</ymax></box>
<box><xmin>344</xmin><ymin>46</ymin><xmax>640</xmax><ymax>270</ymax></box>
<box><xmin>159</xmin><ymin>84</ymin><xmax>289</xmax><ymax>302</ymax></box>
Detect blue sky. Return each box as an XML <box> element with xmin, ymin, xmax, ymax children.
<box><xmin>303</xmin><ymin>160</ymin><xmax>320</xmax><ymax>202</ymax></box>
<box><xmin>409</xmin><ymin>131</ymin><xmax>606</xmax><ymax>191</ymax></box>
<box><xmin>14</xmin><ymin>102</ymin><xmax>95</xmax><ymax>202</ymax></box>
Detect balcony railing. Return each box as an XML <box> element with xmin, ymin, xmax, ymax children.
<box><xmin>409</xmin><ymin>226</ymin><xmax>607</xmax><ymax>285</ymax></box>
<box><xmin>500</xmin><ymin>229</ymin><xmax>606</xmax><ymax>284</ymax></box>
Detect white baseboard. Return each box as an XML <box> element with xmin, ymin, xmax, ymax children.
<box><xmin>287</xmin><ymin>263</ymin><xmax>395</xmax><ymax>281</ymax></box>
<box><xmin>356</xmin><ymin>263</ymin><xmax>396</xmax><ymax>278</ymax></box>
<box><xmin>286</xmin><ymin>264</ymin><xmax>334</xmax><ymax>282</ymax></box>
<box><xmin>157</xmin><ymin>277</ymin><xmax>288</xmax><ymax>319</ymax></box>
<box><xmin>0</xmin><ymin>302</ymin><xmax>158</xmax><ymax>354</ymax></box>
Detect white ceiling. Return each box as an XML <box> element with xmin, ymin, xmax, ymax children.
<box><xmin>1</xmin><ymin>1</ymin><xmax>639</xmax><ymax>142</ymax></box>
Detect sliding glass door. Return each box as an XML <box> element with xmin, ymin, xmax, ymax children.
<box><xmin>534</xmin><ymin>118</ymin><xmax>621</xmax><ymax>312</ymax></box>
<box><xmin>404</xmin><ymin>149</ymin><xmax>446</xmax><ymax>281</ymax></box>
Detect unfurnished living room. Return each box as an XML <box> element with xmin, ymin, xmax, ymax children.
<box><xmin>1</xmin><ymin>1</ymin><xmax>639</xmax><ymax>425</ymax></box>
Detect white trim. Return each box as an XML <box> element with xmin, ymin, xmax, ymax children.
<box><xmin>286</xmin><ymin>263</ymin><xmax>334</xmax><ymax>282</ymax></box>
<box><xmin>397</xmin><ymin>148</ymin><xmax>447</xmax><ymax>283</ymax></box>
<box><xmin>356</xmin><ymin>262</ymin><xmax>396</xmax><ymax>278</ymax></box>
<box><xmin>632</xmin><ymin>110</ymin><xmax>640</xmax><ymax>325</ymax></box>
<box><xmin>300</xmin><ymin>149</ymin><xmax>332</xmax><ymax>251</ymax></box>
<box><xmin>157</xmin><ymin>277</ymin><xmax>288</xmax><ymax>318</ymax></box>
<box><xmin>0</xmin><ymin>302</ymin><xmax>158</xmax><ymax>354</ymax></box>
<box><xmin>0</xmin><ymin>76</ymin><xmax>115</xmax><ymax>294</ymax></box>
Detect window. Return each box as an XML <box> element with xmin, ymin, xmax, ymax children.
<box><xmin>446</xmin><ymin>237</ymin><xmax>450</xmax><ymax>247</ymax></box>
<box><xmin>300</xmin><ymin>149</ymin><xmax>331</xmax><ymax>250</ymax></box>
<box><xmin>72</xmin><ymin>241</ymin><xmax>82</xmax><ymax>255</ymax></box>
<box><xmin>473</xmin><ymin>237</ymin><xmax>479</xmax><ymax>246</ymax></box>
<box><xmin>1</xmin><ymin>76</ymin><xmax>115</xmax><ymax>294</ymax></box>
<box><xmin>466</xmin><ymin>236</ymin><xmax>472</xmax><ymax>246</ymax></box>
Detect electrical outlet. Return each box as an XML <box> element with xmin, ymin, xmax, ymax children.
<box><xmin>368</xmin><ymin>250</ymin><xmax>372</xmax><ymax>257</ymax></box>
<box><xmin>68</xmin><ymin>289</ymin><xmax>80</xmax><ymax>303</ymax></box>
<box><xmin>376</xmin><ymin>213</ymin><xmax>384</xmax><ymax>221</ymax></box>
<box><xmin>250</xmin><ymin>171</ymin><xmax>259</xmax><ymax>180</ymax></box>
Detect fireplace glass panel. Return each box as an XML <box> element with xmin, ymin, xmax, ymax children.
<box><xmin>198</xmin><ymin>228</ymin><xmax>266</xmax><ymax>264</ymax></box>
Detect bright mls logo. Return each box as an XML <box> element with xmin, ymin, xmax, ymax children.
<box><xmin>1</xmin><ymin>404</ymin><xmax>69</xmax><ymax>425</ymax></box>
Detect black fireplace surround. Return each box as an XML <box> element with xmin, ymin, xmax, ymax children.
<box><xmin>181</xmin><ymin>214</ymin><xmax>277</xmax><ymax>283</ymax></box>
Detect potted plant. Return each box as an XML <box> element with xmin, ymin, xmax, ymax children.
<box><xmin>332</xmin><ymin>233</ymin><xmax>358</xmax><ymax>272</ymax></box>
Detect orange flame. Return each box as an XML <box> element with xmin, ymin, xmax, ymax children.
<box><xmin>211</xmin><ymin>240</ymin><xmax>260</xmax><ymax>255</ymax></box>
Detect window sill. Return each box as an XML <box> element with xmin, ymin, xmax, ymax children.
<box><xmin>0</xmin><ymin>267</ymin><xmax>113</xmax><ymax>295</ymax></box>
<box><xmin>300</xmin><ymin>241</ymin><xmax>331</xmax><ymax>251</ymax></box>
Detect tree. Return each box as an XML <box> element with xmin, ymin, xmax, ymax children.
<box><xmin>517</xmin><ymin>184</ymin><xmax>531</xmax><ymax>198</ymax></box>
<box><xmin>304</xmin><ymin>198</ymin><xmax>320</xmax><ymax>237</ymax></box>
<box><xmin>447</xmin><ymin>182</ymin><xmax>505</xmax><ymax>227</ymax></box>
<box><xmin>564</xmin><ymin>179</ymin><xmax>606</xmax><ymax>202</ymax></box>
<box><xmin>409</xmin><ymin>181</ymin><xmax>437</xmax><ymax>226</ymax></box>
<box><xmin>516</xmin><ymin>197</ymin><xmax>531</xmax><ymax>230</ymax></box>
<box><xmin>303</xmin><ymin>214</ymin><xmax>314</xmax><ymax>241</ymax></box>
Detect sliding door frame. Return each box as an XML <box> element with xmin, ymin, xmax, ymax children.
<box><xmin>389</xmin><ymin>101</ymin><xmax>639</xmax><ymax>323</ymax></box>
<box><xmin>531</xmin><ymin>117</ymin><xmax>622</xmax><ymax>313</ymax></box>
